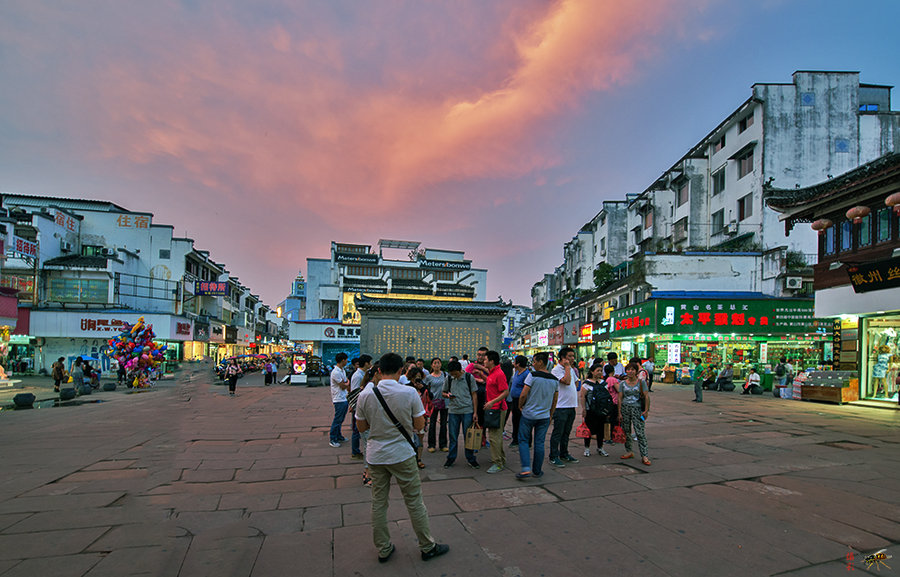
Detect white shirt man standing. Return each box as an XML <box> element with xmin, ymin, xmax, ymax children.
<box><xmin>356</xmin><ymin>352</ymin><xmax>450</xmax><ymax>563</ymax></box>
<box><xmin>329</xmin><ymin>353</ymin><xmax>350</xmax><ymax>448</ymax></box>
<box><xmin>549</xmin><ymin>346</ymin><xmax>580</xmax><ymax>467</ymax></box>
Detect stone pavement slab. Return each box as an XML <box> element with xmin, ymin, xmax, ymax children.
<box><xmin>1</xmin><ymin>368</ymin><xmax>898</xmax><ymax>576</ymax></box>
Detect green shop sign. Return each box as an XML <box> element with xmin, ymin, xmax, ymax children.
<box><xmin>609</xmin><ymin>299</ymin><xmax>827</xmax><ymax>338</ymax></box>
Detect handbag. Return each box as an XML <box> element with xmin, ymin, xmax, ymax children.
<box><xmin>612</xmin><ymin>425</ymin><xmax>627</xmax><ymax>444</ymax></box>
<box><xmin>483</xmin><ymin>408</ymin><xmax>502</xmax><ymax>429</ymax></box>
<box><xmin>575</xmin><ymin>420</ymin><xmax>591</xmax><ymax>439</ymax></box>
<box><xmin>464</xmin><ymin>423</ymin><xmax>483</xmax><ymax>451</ymax></box>
<box><xmin>372</xmin><ymin>386</ymin><xmax>419</xmax><ymax>452</ymax></box>
<box><xmin>420</xmin><ymin>389</ymin><xmax>434</xmax><ymax>418</ymax></box>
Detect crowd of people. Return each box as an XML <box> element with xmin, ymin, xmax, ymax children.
<box><xmin>326</xmin><ymin>347</ymin><xmax>654</xmax><ymax>563</ymax></box>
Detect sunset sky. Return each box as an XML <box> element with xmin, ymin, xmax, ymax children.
<box><xmin>1</xmin><ymin>1</ymin><xmax>899</xmax><ymax>308</ymax></box>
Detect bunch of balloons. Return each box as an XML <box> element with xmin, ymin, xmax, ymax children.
<box><xmin>106</xmin><ymin>316</ymin><xmax>167</xmax><ymax>388</ymax></box>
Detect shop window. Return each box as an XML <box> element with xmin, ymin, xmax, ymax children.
<box><xmin>839</xmin><ymin>220</ymin><xmax>852</xmax><ymax>252</ymax></box>
<box><xmin>862</xmin><ymin>318</ymin><xmax>900</xmax><ymax>400</ymax></box>
<box><xmin>877</xmin><ymin>208</ymin><xmax>892</xmax><ymax>242</ymax></box>
<box><xmin>82</xmin><ymin>245</ymin><xmax>103</xmax><ymax>257</ymax></box>
<box><xmin>48</xmin><ymin>278</ymin><xmax>109</xmax><ymax>303</ymax></box>
<box><xmin>823</xmin><ymin>226</ymin><xmax>835</xmax><ymax>255</ymax></box>
<box><xmin>859</xmin><ymin>213</ymin><xmax>872</xmax><ymax>247</ymax></box>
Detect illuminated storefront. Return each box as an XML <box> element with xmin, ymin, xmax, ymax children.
<box><xmin>609</xmin><ymin>296</ymin><xmax>830</xmax><ymax>384</ymax></box>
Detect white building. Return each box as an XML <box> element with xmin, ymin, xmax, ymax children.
<box><xmin>0</xmin><ymin>194</ymin><xmax>277</xmax><ymax>373</ymax></box>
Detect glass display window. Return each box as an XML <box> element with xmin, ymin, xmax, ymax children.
<box><xmin>861</xmin><ymin>317</ymin><xmax>900</xmax><ymax>401</ymax></box>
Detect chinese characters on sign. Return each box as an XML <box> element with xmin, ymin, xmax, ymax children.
<box><xmin>54</xmin><ymin>210</ymin><xmax>78</xmax><ymax>232</ymax></box>
<box><xmin>80</xmin><ymin>318</ymin><xmax>128</xmax><ymax>332</ymax></box>
<box><xmin>194</xmin><ymin>281</ymin><xmax>229</xmax><ymax>296</ymax></box>
<box><xmin>615</xmin><ymin>316</ymin><xmax>652</xmax><ymax>331</ymax></box>
<box><xmin>847</xmin><ymin>255</ymin><xmax>900</xmax><ymax>293</ymax></box>
<box><xmin>175</xmin><ymin>322</ymin><xmax>191</xmax><ymax>336</ymax></box>
<box><xmin>9</xmin><ymin>235</ymin><xmax>38</xmax><ymax>259</ymax></box>
<box><xmin>116</xmin><ymin>214</ymin><xmax>151</xmax><ymax>229</ymax></box>
<box><xmin>578</xmin><ymin>324</ymin><xmax>593</xmax><ymax>344</ymax></box>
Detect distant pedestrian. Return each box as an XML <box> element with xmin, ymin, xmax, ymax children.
<box><xmin>465</xmin><ymin>347</ymin><xmax>489</xmax><ymax>435</ymax></box>
<box><xmin>619</xmin><ymin>362</ymin><xmax>651</xmax><ymax>466</ymax></box>
<box><xmin>51</xmin><ymin>357</ymin><xmax>66</xmax><ymax>392</ymax></box>
<box><xmin>691</xmin><ymin>357</ymin><xmax>704</xmax><ymax>402</ymax></box>
<box><xmin>460</xmin><ymin>354</ymin><xmax>470</xmax><ymax>369</ymax></box>
<box><xmin>224</xmin><ymin>358</ymin><xmax>242</xmax><ymax>396</ymax></box>
<box><xmin>424</xmin><ymin>358</ymin><xmax>448</xmax><ymax>453</ymax></box>
<box><xmin>549</xmin><ymin>346</ymin><xmax>579</xmax><ymax>467</ymax></box>
<box><xmin>642</xmin><ymin>358</ymin><xmax>655</xmax><ymax>391</ymax></box>
<box><xmin>70</xmin><ymin>358</ymin><xmax>85</xmax><ymax>393</ymax></box>
<box><xmin>264</xmin><ymin>360</ymin><xmax>274</xmax><ymax>386</ymax></box>
<box><xmin>329</xmin><ymin>352</ymin><xmax>350</xmax><ymax>447</ymax></box>
<box><xmin>515</xmin><ymin>352</ymin><xmax>558</xmax><ymax>480</ymax></box>
<box><xmin>355</xmin><ymin>352</ymin><xmax>449</xmax><ymax>563</ymax></box>
<box><xmin>116</xmin><ymin>361</ymin><xmax>126</xmax><ymax>386</ymax></box>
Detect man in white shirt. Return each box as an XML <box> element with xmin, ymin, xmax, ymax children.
<box><xmin>329</xmin><ymin>353</ymin><xmax>350</xmax><ymax>448</ymax></box>
<box><xmin>549</xmin><ymin>346</ymin><xmax>580</xmax><ymax>467</ymax></box>
<box><xmin>356</xmin><ymin>352</ymin><xmax>450</xmax><ymax>563</ymax></box>
<box><xmin>349</xmin><ymin>354</ymin><xmax>372</xmax><ymax>459</ymax></box>
<box><xmin>607</xmin><ymin>352</ymin><xmax>626</xmax><ymax>379</ymax></box>
<box><xmin>642</xmin><ymin>358</ymin><xmax>655</xmax><ymax>391</ymax></box>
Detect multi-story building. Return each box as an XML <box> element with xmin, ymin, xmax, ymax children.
<box><xmin>519</xmin><ymin>71</ymin><xmax>899</xmax><ymax>376</ymax></box>
<box><xmin>291</xmin><ymin>239</ymin><xmax>488</xmax><ymax>365</ymax></box>
<box><xmin>0</xmin><ymin>193</ymin><xmax>278</xmax><ymax>373</ymax></box>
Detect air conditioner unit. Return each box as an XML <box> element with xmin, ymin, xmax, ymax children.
<box><xmin>784</xmin><ymin>277</ymin><xmax>803</xmax><ymax>290</ymax></box>
<box><xmin>725</xmin><ymin>221</ymin><xmax>738</xmax><ymax>235</ymax></box>
<box><xmin>60</xmin><ymin>240</ymin><xmax>72</xmax><ymax>252</ymax></box>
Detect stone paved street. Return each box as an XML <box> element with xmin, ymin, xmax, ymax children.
<box><xmin>0</xmin><ymin>362</ymin><xmax>898</xmax><ymax>576</ymax></box>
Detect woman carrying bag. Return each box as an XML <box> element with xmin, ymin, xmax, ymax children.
<box><xmin>224</xmin><ymin>358</ymin><xmax>242</xmax><ymax>396</ymax></box>
<box><xmin>618</xmin><ymin>362</ymin><xmax>651</xmax><ymax>466</ymax></box>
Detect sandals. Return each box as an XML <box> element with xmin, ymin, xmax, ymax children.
<box><xmin>417</xmin><ymin>460</ymin><xmax>426</xmax><ymax>469</ymax></box>
<box><xmin>641</xmin><ymin>457</ymin><xmax>652</xmax><ymax>466</ymax></box>
<box><xmin>620</xmin><ymin>452</ymin><xmax>634</xmax><ymax>460</ymax></box>
<box><xmin>362</xmin><ymin>472</ymin><xmax>373</xmax><ymax>487</ymax></box>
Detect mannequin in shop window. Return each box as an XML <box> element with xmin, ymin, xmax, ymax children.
<box><xmin>872</xmin><ymin>344</ymin><xmax>893</xmax><ymax>397</ymax></box>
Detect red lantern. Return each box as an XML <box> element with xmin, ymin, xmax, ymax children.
<box><xmin>886</xmin><ymin>191</ymin><xmax>900</xmax><ymax>216</ymax></box>
<box><xmin>845</xmin><ymin>205</ymin><xmax>871</xmax><ymax>224</ymax></box>
<box><xmin>810</xmin><ymin>219</ymin><xmax>833</xmax><ymax>235</ymax></box>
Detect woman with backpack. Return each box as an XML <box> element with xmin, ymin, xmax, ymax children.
<box><xmin>579</xmin><ymin>362</ymin><xmax>612</xmax><ymax>457</ymax></box>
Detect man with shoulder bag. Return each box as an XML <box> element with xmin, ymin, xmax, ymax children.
<box><xmin>355</xmin><ymin>352</ymin><xmax>449</xmax><ymax>563</ymax></box>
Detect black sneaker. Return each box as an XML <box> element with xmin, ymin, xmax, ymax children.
<box><xmin>443</xmin><ymin>460</ymin><xmax>454</xmax><ymax>469</ymax></box>
<box><xmin>378</xmin><ymin>544</ymin><xmax>395</xmax><ymax>563</ymax></box>
<box><xmin>421</xmin><ymin>543</ymin><xmax>450</xmax><ymax>561</ymax></box>
<box><xmin>467</xmin><ymin>460</ymin><xmax>480</xmax><ymax>469</ymax></box>
<box><xmin>561</xmin><ymin>454</ymin><xmax>580</xmax><ymax>464</ymax></box>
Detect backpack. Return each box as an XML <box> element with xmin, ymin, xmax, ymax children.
<box><xmin>775</xmin><ymin>363</ymin><xmax>786</xmax><ymax>377</ymax></box>
<box><xmin>586</xmin><ymin>380</ymin><xmax>615</xmax><ymax>417</ymax></box>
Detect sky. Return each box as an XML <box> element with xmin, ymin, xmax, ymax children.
<box><xmin>2</xmin><ymin>0</ymin><xmax>899</xmax><ymax>309</ymax></box>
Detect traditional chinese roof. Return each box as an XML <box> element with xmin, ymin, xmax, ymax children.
<box><xmin>43</xmin><ymin>255</ymin><xmax>119</xmax><ymax>268</ymax></box>
<box><xmin>765</xmin><ymin>152</ymin><xmax>900</xmax><ymax>211</ymax></box>
<box><xmin>354</xmin><ymin>295</ymin><xmax>509</xmax><ymax>316</ymax></box>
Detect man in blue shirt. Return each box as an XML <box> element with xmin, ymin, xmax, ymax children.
<box><xmin>515</xmin><ymin>352</ymin><xmax>558</xmax><ymax>480</ymax></box>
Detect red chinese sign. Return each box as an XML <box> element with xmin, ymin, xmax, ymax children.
<box><xmin>54</xmin><ymin>210</ymin><xmax>78</xmax><ymax>232</ymax></box>
<box><xmin>175</xmin><ymin>322</ymin><xmax>192</xmax><ymax>335</ymax></box>
<box><xmin>10</xmin><ymin>235</ymin><xmax>37</xmax><ymax>258</ymax></box>
<box><xmin>676</xmin><ymin>311</ymin><xmax>768</xmax><ymax>327</ymax></box>
<box><xmin>80</xmin><ymin>318</ymin><xmax>128</xmax><ymax>332</ymax></box>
